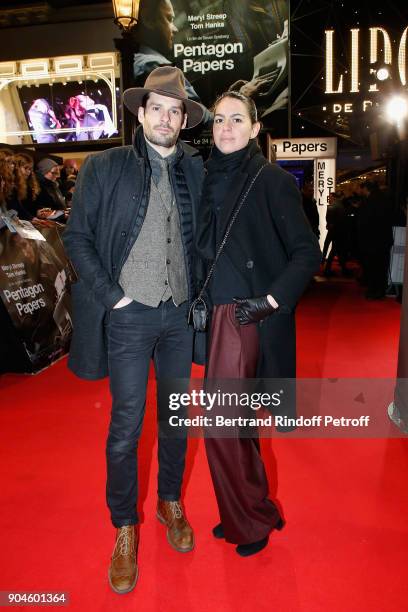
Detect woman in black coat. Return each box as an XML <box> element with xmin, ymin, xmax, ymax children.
<box><xmin>195</xmin><ymin>91</ymin><xmax>321</xmax><ymax>557</ymax></box>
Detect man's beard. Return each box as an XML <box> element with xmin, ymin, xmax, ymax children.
<box><xmin>144</xmin><ymin>122</ymin><xmax>178</xmax><ymax>148</ymax></box>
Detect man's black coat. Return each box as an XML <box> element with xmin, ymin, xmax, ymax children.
<box><xmin>63</xmin><ymin>128</ymin><xmax>204</xmax><ymax>379</ymax></box>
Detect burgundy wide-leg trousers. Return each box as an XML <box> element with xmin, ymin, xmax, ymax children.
<box><xmin>204</xmin><ymin>304</ymin><xmax>282</xmax><ymax>545</ymax></box>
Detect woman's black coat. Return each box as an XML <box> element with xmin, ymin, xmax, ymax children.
<box><xmin>196</xmin><ymin>143</ymin><xmax>321</xmax><ymax>379</ymax></box>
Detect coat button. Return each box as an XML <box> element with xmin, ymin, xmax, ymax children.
<box><xmin>164</xmin><ymin>280</ymin><xmax>168</xmax><ymax>285</ymax></box>
<box><xmin>167</xmin><ymin>238</ymin><xmax>171</xmax><ymax>243</ymax></box>
<box><xmin>167</xmin><ymin>216</ymin><xmax>171</xmax><ymax>222</ymax></box>
<box><xmin>166</xmin><ymin>258</ymin><xmax>171</xmax><ymax>265</ymax></box>
<box><xmin>246</xmin><ymin>260</ymin><xmax>254</xmax><ymax>269</ymax></box>
<box><xmin>121</xmin><ymin>231</ymin><xmax>127</xmax><ymax>237</ymax></box>
<box><xmin>112</xmin><ymin>265</ymin><xmax>117</xmax><ymax>271</ymax></box>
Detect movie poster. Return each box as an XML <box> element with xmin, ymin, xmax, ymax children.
<box><xmin>0</xmin><ymin>223</ymin><xmax>74</xmax><ymax>373</ymax></box>
<box><xmin>133</xmin><ymin>0</ymin><xmax>289</xmax><ymax>145</ymax></box>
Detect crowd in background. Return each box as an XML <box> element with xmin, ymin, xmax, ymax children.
<box><xmin>0</xmin><ymin>147</ymin><xmax>78</xmax><ymax>226</ymax></box>
<box><xmin>301</xmin><ymin>178</ymin><xmax>394</xmax><ymax>300</ymax></box>
<box><xmin>0</xmin><ymin>146</ymin><xmax>396</xmax><ymax>301</ymax></box>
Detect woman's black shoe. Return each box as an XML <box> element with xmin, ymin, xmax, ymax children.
<box><xmin>236</xmin><ymin>536</ymin><xmax>269</xmax><ymax>557</ymax></box>
<box><xmin>212</xmin><ymin>523</ymin><xmax>225</xmax><ymax>539</ymax></box>
<box><xmin>213</xmin><ymin>516</ymin><xmax>283</xmax><ymax>543</ymax></box>
<box><xmin>235</xmin><ymin>517</ymin><xmax>284</xmax><ymax>556</ymax></box>
<box><xmin>275</xmin><ymin>517</ymin><xmax>285</xmax><ymax>531</ymax></box>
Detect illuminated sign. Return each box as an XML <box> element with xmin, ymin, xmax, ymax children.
<box><xmin>324</xmin><ymin>26</ymin><xmax>407</xmax><ymax>115</ymax></box>
<box><xmin>271</xmin><ymin>137</ymin><xmax>337</xmax><ymax>158</ymax></box>
<box><xmin>268</xmin><ymin>137</ymin><xmax>337</xmax><ymax>246</ymax></box>
<box><xmin>325</xmin><ymin>26</ymin><xmax>407</xmax><ymax>93</ymax></box>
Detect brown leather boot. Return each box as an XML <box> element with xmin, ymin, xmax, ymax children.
<box><xmin>108</xmin><ymin>525</ymin><xmax>138</xmax><ymax>594</ymax></box>
<box><xmin>156</xmin><ymin>499</ymin><xmax>194</xmax><ymax>552</ymax></box>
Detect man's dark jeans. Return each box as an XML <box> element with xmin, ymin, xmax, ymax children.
<box><xmin>106</xmin><ymin>298</ymin><xmax>193</xmax><ymax>527</ymax></box>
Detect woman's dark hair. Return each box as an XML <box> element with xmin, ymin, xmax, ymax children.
<box><xmin>0</xmin><ymin>150</ymin><xmax>15</xmax><ymax>201</ymax></box>
<box><xmin>211</xmin><ymin>91</ymin><xmax>258</xmax><ymax>124</ymax></box>
<box><xmin>13</xmin><ymin>153</ymin><xmax>40</xmax><ymax>203</ymax></box>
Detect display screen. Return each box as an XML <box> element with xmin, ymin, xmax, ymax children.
<box><xmin>18</xmin><ymin>78</ymin><xmax>121</xmax><ymax>143</ymax></box>
<box><xmin>277</xmin><ymin>160</ymin><xmax>314</xmax><ymax>189</ymax></box>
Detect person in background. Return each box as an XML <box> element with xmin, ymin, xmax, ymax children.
<box><xmin>35</xmin><ymin>158</ymin><xmax>67</xmax><ymax>221</ymax></box>
<box><xmin>28</xmin><ymin>98</ymin><xmax>61</xmax><ymax>144</ymax></box>
<box><xmin>0</xmin><ymin>149</ymin><xmax>15</xmax><ymax>203</ymax></box>
<box><xmin>341</xmin><ymin>184</ymin><xmax>365</xmax><ymax>267</ymax></box>
<box><xmin>0</xmin><ymin>161</ymin><xmax>6</xmax><ymax>207</ymax></box>
<box><xmin>0</xmin><ymin>156</ymin><xmax>11</xmax><ymax>212</ymax></box>
<box><xmin>0</xmin><ymin>154</ymin><xmax>19</xmax><ymax>230</ymax></box>
<box><xmin>62</xmin><ymin>179</ymin><xmax>76</xmax><ymax>207</ymax></box>
<box><xmin>322</xmin><ymin>190</ymin><xmax>350</xmax><ymax>277</ymax></box>
<box><xmin>65</xmin><ymin>95</ymin><xmax>117</xmax><ymax>141</ymax></box>
<box><xmin>357</xmin><ymin>180</ymin><xmax>393</xmax><ymax>300</ymax></box>
<box><xmin>195</xmin><ymin>91</ymin><xmax>321</xmax><ymax>557</ymax></box>
<box><xmin>301</xmin><ymin>181</ymin><xmax>320</xmax><ymax>239</ymax></box>
<box><xmin>11</xmin><ymin>153</ymin><xmax>41</xmax><ymax>220</ymax></box>
<box><xmin>61</xmin><ymin>158</ymin><xmax>78</xmax><ymax>178</ymax></box>
<box><xmin>60</xmin><ymin>159</ymin><xmax>78</xmax><ymax>189</ymax></box>
<box><xmin>322</xmin><ymin>191</ymin><xmax>336</xmax><ymax>262</ymax></box>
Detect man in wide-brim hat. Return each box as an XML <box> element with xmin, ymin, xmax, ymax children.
<box><xmin>63</xmin><ymin>66</ymin><xmax>205</xmax><ymax>594</ymax></box>
<box><xmin>123</xmin><ymin>64</ymin><xmax>204</xmax><ymax>129</ymax></box>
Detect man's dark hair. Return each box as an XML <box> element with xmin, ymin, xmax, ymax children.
<box><xmin>141</xmin><ymin>91</ymin><xmax>186</xmax><ymax>116</ymax></box>
<box><xmin>141</xmin><ymin>92</ymin><xmax>150</xmax><ymax>109</ymax></box>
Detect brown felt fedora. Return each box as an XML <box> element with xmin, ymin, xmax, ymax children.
<box><xmin>123</xmin><ymin>66</ymin><xmax>204</xmax><ymax>129</ymax></box>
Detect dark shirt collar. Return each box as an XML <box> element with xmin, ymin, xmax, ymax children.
<box><xmin>145</xmin><ymin>136</ymin><xmax>180</xmax><ymax>166</ymax></box>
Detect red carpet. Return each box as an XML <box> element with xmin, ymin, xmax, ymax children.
<box><xmin>1</xmin><ymin>279</ymin><xmax>407</xmax><ymax>611</ymax></box>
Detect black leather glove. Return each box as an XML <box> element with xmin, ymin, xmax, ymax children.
<box><xmin>233</xmin><ymin>296</ymin><xmax>277</xmax><ymax>325</ymax></box>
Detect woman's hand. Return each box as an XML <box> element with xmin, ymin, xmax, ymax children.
<box><xmin>233</xmin><ymin>295</ymin><xmax>278</xmax><ymax>325</ymax></box>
